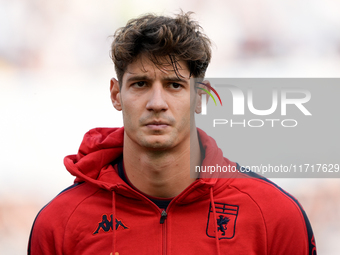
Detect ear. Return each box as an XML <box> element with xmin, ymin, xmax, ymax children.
<box><xmin>110</xmin><ymin>78</ymin><xmax>122</xmax><ymax>111</ymax></box>
<box><xmin>194</xmin><ymin>80</ymin><xmax>211</xmax><ymax>114</ymax></box>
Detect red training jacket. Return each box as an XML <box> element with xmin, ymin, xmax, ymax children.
<box><xmin>28</xmin><ymin>127</ymin><xmax>317</xmax><ymax>255</ymax></box>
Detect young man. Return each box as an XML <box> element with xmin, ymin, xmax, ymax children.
<box><xmin>28</xmin><ymin>12</ymin><xmax>317</xmax><ymax>255</ymax></box>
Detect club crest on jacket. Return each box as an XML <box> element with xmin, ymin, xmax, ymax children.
<box><xmin>206</xmin><ymin>202</ymin><xmax>239</xmax><ymax>239</ymax></box>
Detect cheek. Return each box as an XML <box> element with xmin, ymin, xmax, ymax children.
<box><xmin>176</xmin><ymin>98</ymin><xmax>192</xmax><ymax>128</ymax></box>
<box><xmin>120</xmin><ymin>97</ymin><xmax>139</xmax><ymax>129</ymax></box>
<box><xmin>174</xmin><ymin>96</ymin><xmax>190</xmax><ymax>114</ymax></box>
<box><xmin>123</xmin><ymin>104</ymin><xmax>136</xmax><ymax>119</ymax></box>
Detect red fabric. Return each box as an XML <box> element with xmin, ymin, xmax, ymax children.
<box><xmin>28</xmin><ymin>127</ymin><xmax>316</xmax><ymax>255</ymax></box>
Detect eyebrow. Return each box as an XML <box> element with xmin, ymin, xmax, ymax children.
<box><xmin>126</xmin><ymin>75</ymin><xmax>188</xmax><ymax>83</ymax></box>
<box><xmin>163</xmin><ymin>76</ymin><xmax>188</xmax><ymax>82</ymax></box>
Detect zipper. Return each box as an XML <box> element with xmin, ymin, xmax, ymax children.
<box><xmin>160</xmin><ymin>210</ymin><xmax>167</xmax><ymax>255</ymax></box>
<box><xmin>156</xmin><ymin>181</ymin><xmax>208</xmax><ymax>255</ymax></box>
<box><xmin>160</xmin><ymin>210</ymin><xmax>167</xmax><ymax>224</ymax></box>
<box><xmin>116</xmin><ymin>185</ymin><xmax>170</xmax><ymax>254</ymax></box>
<box><xmin>116</xmin><ymin>180</ymin><xmax>207</xmax><ymax>255</ymax></box>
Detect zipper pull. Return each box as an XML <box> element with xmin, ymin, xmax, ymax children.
<box><xmin>160</xmin><ymin>210</ymin><xmax>167</xmax><ymax>224</ymax></box>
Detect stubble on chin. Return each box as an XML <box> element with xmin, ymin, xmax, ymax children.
<box><xmin>137</xmin><ymin>133</ymin><xmax>176</xmax><ymax>151</ymax></box>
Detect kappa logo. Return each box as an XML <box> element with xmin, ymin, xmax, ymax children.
<box><xmin>93</xmin><ymin>214</ymin><xmax>129</xmax><ymax>235</ymax></box>
<box><xmin>206</xmin><ymin>202</ymin><xmax>239</xmax><ymax>239</ymax></box>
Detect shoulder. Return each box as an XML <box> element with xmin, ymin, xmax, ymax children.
<box><xmin>229</xmin><ymin>164</ymin><xmax>305</xmax><ymax>217</ymax></box>
<box><xmin>222</xmin><ymin>164</ymin><xmax>316</xmax><ymax>254</ymax></box>
<box><xmin>28</xmin><ymin>182</ymin><xmax>100</xmax><ymax>254</ymax></box>
<box><xmin>35</xmin><ymin>182</ymin><xmax>99</xmax><ymax>222</ymax></box>
<box><xmin>32</xmin><ymin>182</ymin><xmax>100</xmax><ymax>227</ymax></box>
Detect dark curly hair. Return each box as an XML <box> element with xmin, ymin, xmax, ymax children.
<box><xmin>110</xmin><ymin>11</ymin><xmax>212</xmax><ymax>85</ymax></box>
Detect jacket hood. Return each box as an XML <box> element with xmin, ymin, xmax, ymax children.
<box><xmin>64</xmin><ymin>127</ymin><xmax>236</xmax><ymax>192</ymax></box>
<box><xmin>64</xmin><ymin>127</ymin><xmax>124</xmax><ymax>190</ymax></box>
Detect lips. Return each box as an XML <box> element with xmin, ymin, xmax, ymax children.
<box><xmin>145</xmin><ymin>120</ymin><xmax>170</xmax><ymax>126</ymax></box>
<box><xmin>144</xmin><ymin>120</ymin><xmax>170</xmax><ymax>130</ymax></box>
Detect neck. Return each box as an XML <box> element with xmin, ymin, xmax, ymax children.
<box><xmin>123</xmin><ymin>129</ymin><xmax>201</xmax><ymax>198</ymax></box>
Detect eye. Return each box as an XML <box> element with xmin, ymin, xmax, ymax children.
<box><xmin>132</xmin><ymin>81</ymin><xmax>146</xmax><ymax>87</ymax></box>
<box><xmin>169</xmin><ymin>83</ymin><xmax>182</xmax><ymax>89</ymax></box>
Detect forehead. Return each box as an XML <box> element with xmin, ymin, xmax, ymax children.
<box><xmin>122</xmin><ymin>54</ymin><xmax>190</xmax><ymax>81</ymax></box>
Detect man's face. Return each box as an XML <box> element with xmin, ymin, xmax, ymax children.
<box><xmin>111</xmin><ymin>54</ymin><xmax>201</xmax><ymax>151</ymax></box>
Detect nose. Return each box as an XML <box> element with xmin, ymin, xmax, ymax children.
<box><xmin>146</xmin><ymin>83</ymin><xmax>169</xmax><ymax>112</ymax></box>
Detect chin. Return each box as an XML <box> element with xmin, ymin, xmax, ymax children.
<box><xmin>139</xmin><ymin>136</ymin><xmax>176</xmax><ymax>150</ymax></box>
